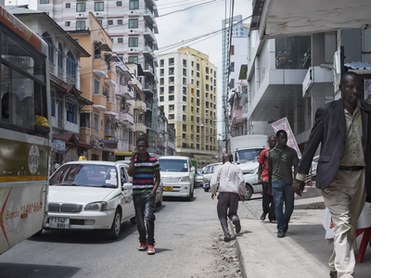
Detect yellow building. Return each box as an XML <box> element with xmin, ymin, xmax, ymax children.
<box><xmin>156</xmin><ymin>47</ymin><xmax>218</xmax><ymax>166</ymax></box>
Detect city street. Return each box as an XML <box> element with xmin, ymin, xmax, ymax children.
<box><xmin>0</xmin><ymin>188</ymin><xmax>240</xmax><ymax>278</ymax></box>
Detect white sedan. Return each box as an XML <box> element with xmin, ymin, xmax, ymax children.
<box><xmin>242</xmin><ymin>164</ymin><xmax>263</xmax><ymax>200</ymax></box>
<box><xmin>45</xmin><ymin>161</ymin><xmax>136</xmax><ymax>239</ymax></box>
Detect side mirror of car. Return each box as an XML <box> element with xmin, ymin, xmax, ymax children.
<box><xmin>122</xmin><ymin>183</ymin><xmax>133</xmax><ymax>190</ymax></box>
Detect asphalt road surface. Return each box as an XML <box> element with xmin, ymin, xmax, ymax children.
<box><xmin>0</xmin><ymin>188</ymin><xmax>242</xmax><ymax>278</ymax></box>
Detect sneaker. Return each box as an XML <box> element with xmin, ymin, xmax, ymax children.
<box><xmin>147</xmin><ymin>244</ymin><xmax>155</xmax><ymax>255</ymax></box>
<box><xmin>277</xmin><ymin>231</ymin><xmax>286</xmax><ymax>238</ymax></box>
<box><xmin>138</xmin><ymin>242</ymin><xmax>147</xmax><ymax>251</ymax></box>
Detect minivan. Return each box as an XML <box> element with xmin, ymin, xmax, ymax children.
<box><xmin>158</xmin><ymin>156</ymin><xmax>195</xmax><ymax>200</ymax></box>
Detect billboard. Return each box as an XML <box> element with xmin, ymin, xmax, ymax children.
<box><xmin>270</xmin><ymin>117</ymin><xmax>301</xmax><ymax>158</ymax></box>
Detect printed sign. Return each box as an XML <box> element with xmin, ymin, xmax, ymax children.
<box><xmin>271</xmin><ymin>117</ymin><xmax>301</xmax><ymax>158</ymax></box>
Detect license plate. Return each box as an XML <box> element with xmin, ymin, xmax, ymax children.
<box><xmin>164</xmin><ymin>186</ymin><xmax>173</xmax><ymax>191</ymax></box>
<box><xmin>49</xmin><ymin>217</ymin><xmax>70</xmax><ymax>229</ymax></box>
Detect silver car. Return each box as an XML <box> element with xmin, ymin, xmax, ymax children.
<box><xmin>45</xmin><ymin>161</ymin><xmax>136</xmax><ymax>239</ymax></box>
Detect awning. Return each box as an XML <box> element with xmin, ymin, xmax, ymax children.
<box><xmin>53</xmin><ymin>133</ymin><xmax>93</xmax><ymax>149</ymax></box>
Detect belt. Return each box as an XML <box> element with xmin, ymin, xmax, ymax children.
<box><xmin>339</xmin><ymin>166</ymin><xmax>364</xmax><ymax>171</ymax></box>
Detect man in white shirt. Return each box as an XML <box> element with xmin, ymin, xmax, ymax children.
<box><xmin>210</xmin><ymin>153</ymin><xmax>246</xmax><ymax>242</ymax></box>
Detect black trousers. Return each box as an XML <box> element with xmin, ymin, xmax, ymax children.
<box><xmin>133</xmin><ymin>192</ymin><xmax>156</xmax><ymax>245</ymax></box>
<box><xmin>217</xmin><ymin>192</ymin><xmax>240</xmax><ymax>237</ymax></box>
<box><xmin>262</xmin><ymin>181</ymin><xmax>276</xmax><ymax>221</ymax></box>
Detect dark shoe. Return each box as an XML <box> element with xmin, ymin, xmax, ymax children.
<box><xmin>329</xmin><ymin>270</ymin><xmax>337</xmax><ymax>278</ymax></box>
<box><xmin>277</xmin><ymin>231</ymin><xmax>286</xmax><ymax>238</ymax></box>
<box><xmin>260</xmin><ymin>213</ymin><xmax>266</xmax><ymax>220</ymax></box>
<box><xmin>233</xmin><ymin>218</ymin><xmax>241</xmax><ymax>233</ymax></box>
<box><xmin>224</xmin><ymin>235</ymin><xmax>231</xmax><ymax>242</ymax></box>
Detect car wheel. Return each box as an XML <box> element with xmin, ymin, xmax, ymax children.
<box><xmin>245</xmin><ymin>184</ymin><xmax>253</xmax><ymax>200</ymax></box>
<box><xmin>107</xmin><ymin>209</ymin><xmax>122</xmax><ymax>239</ymax></box>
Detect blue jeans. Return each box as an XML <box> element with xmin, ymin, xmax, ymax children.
<box><xmin>271</xmin><ymin>181</ymin><xmax>294</xmax><ymax>232</ymax></box>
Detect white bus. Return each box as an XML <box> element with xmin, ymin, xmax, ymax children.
<box><xmin>0</xmin><ymin>5</ymin><xmax>51</xmax><ymax>255</ymax></box>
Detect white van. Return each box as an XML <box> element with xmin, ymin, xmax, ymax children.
<box><xmin>159</xmin><ymin>156</ymin><xmax>195</xmax><ymax>200</ymax></box>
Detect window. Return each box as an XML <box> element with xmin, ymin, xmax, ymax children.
<box><xmin>129</xmin><ymin>19</ymin><xmax>138</xmax><ymax>29</ymax></box>
<box><xmin>107</xmin><ymin>20</ymin><xmax>113</xmax><ymax>25</ymax></box>
<box><xmin>98</xmin><ymin>20</ymin><xmax>102</xmax><ymax>26</ymax></box>
<box><xmin>275</xmin><ymin>36</ymin><xmax>311</xmax><ymax>69</ymax></box>
<box><xmin>169</xmin><ymin>105</ymin><xmax>174</xmax><ymax>111</ymax></box>
<box><xmin>80</xmin><ymin>113</ymin><xmax>90</xmax><ymax>128</ymax></box>
<box><xmin>169</xmin><ymin>58</ymin><xmax>174</xmax><ymax>65</ymax></box>
<box><xmin>65</xmin><ymin>21</ymin><xmax>70</xmax><ymax>27</ymax></box>
<box><xmin>94</xmin><ymin>114</ymin><xmax>99</xmax><ymax>133</ymax></box>
<box><xmin>51</xmin><ymin>97</ymin><xmax>55</xmax><ymax>117</ymax></box>
<box><xmin>42</xmin><ymin>33</ymin><xmax>54</xmax><ymax>64</ymax></box>
<box><xmin>76</xmin><ymin>21</ymin><xmax>86</xmax><ymax>31</ymax></box>
<box><xmin>76</xmin><ymin>2</ymin><xmax>86</xmax><ymax>12</ymax></box>
<box><xmin>117</xmin><ymin>19</ymin><xmax>123</xmax><ymax>25</ymax></box>
<box><xmin>58</xmin><ymin>44</ymin><xmax>63</xmax><ymax>69</ymax></box>
<box><xmin>66</xmin><ymin>52</ymin><xmax>76</xmax><ymax>78</ymax></box>
<box><xmin>159</xmin><ymin>96</ymin><xmax>164</xmax><ymax>102</ymax></box>
<box><xmin>129</xmin><ymin>0</ymin><xmax>139</xmax><ymax>10</ymax></box>
<box><xmin>168</xmin><ymin>95</ymin><xmax>174</xmax><ymax>101</ymax></box>
<box><xmin>128</xmin><ymin>37</ymin><xmax>138</xmax><ymax>47</ymax></box>
<box><xmin>94</xmin><ymin>2</ymin><xmax>104</xmax><ymax>11</ymax></box>
<box><xmin>66</xmin><ymin>102</ymin><xmax>77</xmax><ymax>123</ymax></box>
<box><xmin>128</xmin><ymin>56</ymin><xmax>138</xmax><ymax>63</ymax></box>
<box><xmin>116</xmin><ymin>1</ymin><xmax>122</xmax><ymax>6</ymax></box>
<box><xmin>160</xmin><ymin>59</ymin><xmax>164</xmax><ymax>67</ymax></box>
<box><xmin>168</xmin><ymin>114</ymin><xmax>174</xmax><ymax>120</ymax></box>
<box><xmin>117</xmin><ymin>38</ymin><xmax>123</xmax><ymax>43</ymax></box>
<box><xmin>103</xmin><ymin>87</ymin><xmax>110</xmax><ymax>102</ymax></box>
<box><xmin>57</xmin><ymin>100</ymin><xmax>63</xmax><ymax>118</ymax></box>
<box><xmin>40</xmin><ymin>0</ymin><xmax>49</xmax><ymax>3</ymax></box>
<box><xmin>65</xmin><ymin>3</ymin><xmax>71</xmax><ymax>8</ymax></box>
<box><xmin>94</xmin><ymin>79</ymin><xmax>100</xmax><ymax>94</ymax></box>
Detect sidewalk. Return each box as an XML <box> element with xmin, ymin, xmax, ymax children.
<box><xmin>231</xmin><ymin>196</ymin><xmax>371</xmax><ymax>278</ymax></box>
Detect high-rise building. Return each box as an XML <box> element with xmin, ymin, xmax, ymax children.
<box><xmin>37</xmin><ymin>0</ymin><xmax>159</xmax><ymax>153</ymax></box>
<box><xmin>221</xmin><ymin>15</ymin><xmax>248</xmax><ymax>142</ymax></box>
<box><xmin>156</xmin><ymin>47</ymin><xmax>217</xmax><ymax>166</ymax></box>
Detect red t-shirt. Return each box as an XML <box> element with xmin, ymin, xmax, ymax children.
<box><xmin>257</xmin><ymin>147</ymin><xmax>270</xmax><ymax>182</ymax></box>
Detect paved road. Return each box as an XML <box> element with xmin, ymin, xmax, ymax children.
<box><xmin>0</xmin><ymin>188</ymin><xmax>238</xmax><ymax>278</ymax></box>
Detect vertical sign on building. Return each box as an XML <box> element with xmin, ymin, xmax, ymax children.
<box><xmin>271</xmin><ymin>117</ymin><xmax>301</xmax><ymax>158</ymax></box>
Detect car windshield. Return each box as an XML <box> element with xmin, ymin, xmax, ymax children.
<box><xmin>49</xmin><ymin>164</ymin><xmax>119</xmax><ymax>188</ymax></box>
<box><xmin>159</xmin><ymin>159</ymin><xmax>188</xmax><ymax>172</ymax></box>
<box><xmin>236</xmin><ymin>149</ymin><xmax>263</xmax><ymax>163</ymax></box>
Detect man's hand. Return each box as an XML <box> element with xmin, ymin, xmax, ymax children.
<box><xmin>292</xmin><ymin>179</ymin><xmax>305</xmax><ymax>196</ymax></box>
<box><xmin>240</xmin><ymin>194</ymin><xmax>245</xmax><ymax>202</ymax></box>
<box><xmin>211</xmin><ymin>193</ymin><xmax>216</xmax><ymax>199</ymax></box>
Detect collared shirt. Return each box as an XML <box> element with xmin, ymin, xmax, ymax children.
<box><xmin>268</xmin><ymin>145</ymin><xmax>299</xmax><ymax>184</ymax></box>
<box><xmin>341</xmin><ymin>102</ymin><xmax>365</xmax><ymax>167</ymax></box>
<box><xmin>257</xmin><ymin>147</ymin><xmax>270</xmax><ymax>182</ymax></box>
<box><xmin>210</xmin><ymin>162</ymin><xmax>246</xmax><ymax>196</ymax></box>
<box><xmin>131</xmin><ymin>153</ymin><xmax>160</xmax><ymax>194</ymax></box>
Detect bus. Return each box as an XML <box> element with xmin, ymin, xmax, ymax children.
<box><xmin>0</xmin><ymin>5</ymin><xmax>51</xmax><ymax>255</ymax></box>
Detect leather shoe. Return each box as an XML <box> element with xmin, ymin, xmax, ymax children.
<box><xmin>260</xmin><ymin>213</ymin><xmax>266</xmax><ymax>220</ymax></box>
<box><xmin>224</xmin><ymin>236</ymin><xmax>231</xmax><ymax>242</ymax></box>
<box><xmin>277</xmin><ymin>231</ymin><xmax>286</xmax><ymax>238</ymax></box>
<box><xmin>329</xmin><ymin>271</ymin><xmax>337</xmax><ymax>278</ymax></box>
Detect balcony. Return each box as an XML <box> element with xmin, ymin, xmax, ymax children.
<box><xmin>92</xmin><ymin>94</ymin><xmax>107</xmax><ymax>111</ymax></box>
<box><xmin>117</xmin><ymin>112</ymin><xmax>134</xmax><ymax>125</ymax></box>
<box><xmin>134</xmin><ymin>100</ymin><xmax>146</xmax><ymax>112</ymax></box>
<box><xmin>134</xmin><ymin>122</ymin><xmax>147</xmax><ymax>133</ymax></box>
<box><xmin>117</xmin><ymin>84</ymin><xmax>134</xmax><ymax>100</ymax></box>
<box><xmin>106</xmin><ymin>102</ymin><xmax>117</xmax><ymax>115</ymax></box>
<box><xmin>129</xmin><ymin>77</ymin><xmax>143</xmax><ymax>91</ymax></box>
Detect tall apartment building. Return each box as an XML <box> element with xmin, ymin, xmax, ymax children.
<box><xmin>221</xmin><ymin>15</ymin><xmax>248</xmax><ymax>142</ymax></box>
<box><xmin>156</xmin><ymin>47</ymin><xmax>217</xmax><ymax>166</ymax></box>
<box><xmin>37</xmin><ymin>0</ymin><xmax>159</xmax><ymax>152</ymax></box>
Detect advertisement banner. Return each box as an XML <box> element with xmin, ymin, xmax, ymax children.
<box><xmin>271</xmin><ymin>117</ymin><xmax>301</xmax><ymax>158</ymax></box>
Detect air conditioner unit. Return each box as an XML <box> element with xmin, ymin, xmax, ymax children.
<box><xmin>130</xmin><ymin>30</ymin><xmax>138</xmax><ymax>34</ymax></box>
<box><xmin>130</xmin><ymin>11</ymin><xmax>138</xmax><ymax>15</ymax></box>
<box><xmin>95</xmin><ymin>12</ymin><xmax>104</xmax><ymax>18</ymax></box>
<box><xmin>76</xmin><ymin>12</ymin><xmax>88</xmax><ymax>18</ymax></box>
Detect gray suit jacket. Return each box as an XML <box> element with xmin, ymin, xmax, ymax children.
<box><xmin>297</xmin><ymin>99</ymin><xmax>371</xmax><ymax>202</ymax></box>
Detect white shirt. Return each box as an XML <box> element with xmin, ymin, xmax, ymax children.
<box><xmin>210</xmin><ymin>162</ymin><xmax>245</xmax><ymax>196</ymax></box>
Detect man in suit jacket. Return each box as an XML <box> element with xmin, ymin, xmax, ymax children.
<box><xmin>292</xmin><ymin>71</ymin><xmax>371</xmax><ymax>278</ymax></box>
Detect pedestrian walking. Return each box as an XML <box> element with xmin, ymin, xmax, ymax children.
<box><xmin>292</xmin><ymin>71</ymin><xmax>371</xmax><ymax>278</ymax></box>
<box><xmin>257</xmin><ymin>135</ymin><xmax>277</xmax><ymax>222</ymax></box>
<box><xmin>128</xmin><ymin>137</ymin><xmax>161</xmax><ymax>255</ymax></box>
<box><xmin>267</xmin><ymin>130</ymin><xmax>299</xmax><ymax>238</ymax></box>
<box><xmin>210</xmin><ymin>153</ymin><xmax>245</xmax><ymax>242</ymax></box>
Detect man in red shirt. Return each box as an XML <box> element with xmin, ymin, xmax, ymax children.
<box><xmin>257</xmin><ymin>135</ymin><xmax>277</xmax><ymax>222</ymax></box>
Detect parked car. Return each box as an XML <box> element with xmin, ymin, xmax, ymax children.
<box><xmin>242</xmin><ymin>163</ymin><xmax>263</xmax><ymax>200</ymax></box>
<box><xmin>118</xmin><ymin>160</ymin><xmax>163</xmax><ymax>207</ymax></box>
<box><xmin>158</xmin><ymin>156</ymin><xmax>195</xmax><ymax>200</ymax></box>
<box><xmin>202</xmin><ymin>162</ymin><xmax>223</xmax><ymax>192</ymax></box>
<box><xmin>45</xmin><ymin>161</ymin><xmax>136</xmax><ymax>239</ymax></box>
<box><xmin>196</xmin><ymin>169</ymin><xmax>204</xmax><ymax>187</ymax></box>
